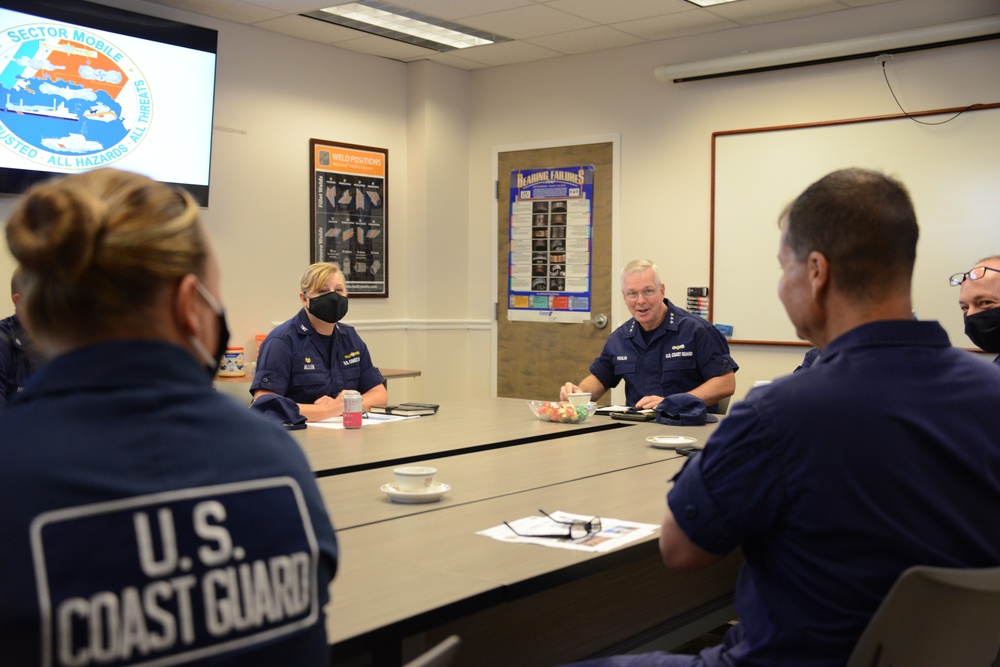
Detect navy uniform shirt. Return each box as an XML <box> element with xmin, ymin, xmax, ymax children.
<box><xmin>0</xmin><ymin>340</ymin><xmax>339</xmax><ymax>666</ymax></box>
<box><xmin>0</xmin><ymin>314</ymin><xmax>38</xmax><ymax>408</ymax></box>
<box><xmin>251</xmin><ymin>309</ymin><xmax>384</xmax><ymax>403</ymax></box>
<box><xmin>668</xmin><ymin>320</ymin><xmax>1000</xmax><ymax>667</ymax></box>
<box><xmin>589</xmin><ymin>299</ymin><xmax>737</xmax><ymax>408</ymax></box>
<box><xmin>793</xmin><ymin>347</ymin><xmax>821</xmax><ymax>373</ymax></box>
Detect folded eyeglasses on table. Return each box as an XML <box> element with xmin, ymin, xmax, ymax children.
<box><xmin>504</xmin><ymin>509</ymin><xmax>602</xmax><ymax>540</ymax></box>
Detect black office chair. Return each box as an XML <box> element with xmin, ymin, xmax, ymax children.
<box><xmin>845</xmin><ymin>565</ymin><xmax>1000</xmax><ymax>667</ymax></box>
<box><xmin>402</xmin><ymin>635</ymin><xmax>461</xmax><ymax>667</ymax></box>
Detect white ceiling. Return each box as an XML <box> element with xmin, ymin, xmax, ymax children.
<box><xmin>140</xmin><ymin>0</ymin><xmax>1000</xmax><ymax>71</ymax></box>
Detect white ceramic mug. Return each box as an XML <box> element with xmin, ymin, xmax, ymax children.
<box><xmin>393</xmin><ymin>466</ymin><xmax>437</xmax><ymax>492</ymax></box>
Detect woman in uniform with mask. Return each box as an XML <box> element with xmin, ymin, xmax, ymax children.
<box><xmin>251</xmin><ymin>262</ymin><xmax>387</xmax><ymax>421</ymax></box>
<box><xmin>0</xmin><ymin>169</ymin><xmax>339</xmax><ymax>664</ymax></box>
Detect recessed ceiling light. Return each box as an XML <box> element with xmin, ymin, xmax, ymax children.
<box><xmin>302</xmin><ymin>1</ymin><xmax>510</xmax><ymax>52</ymax></box>
<box><xmin>684</xmin><ymin>0</ymin><xmax>744</xmax><ymax>7</ymax></box>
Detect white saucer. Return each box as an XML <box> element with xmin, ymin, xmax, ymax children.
<box><xmin>381</xmin><ymin>482</ymin><xmax>450</xmax><ymax>504</ymax></box>
<box><xmin>646</xmin><ymin>435</ymin><xmax>698</xmax><ymax>449</ymax></box>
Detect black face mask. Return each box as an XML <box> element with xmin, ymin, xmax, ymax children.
<box><xmin>964</xmin><ymin>307</ymin><xmax>1000</xmax><ymax>353</ymax></box>
<box><xmin>193</xmin><ymin>282</ymin><xmax>231</xmax><ymax>380</ymax></box>
<box><xmin>308</xmin><ymin>291</ymin><xmax>349</xmax><ymax>324</ymax></box>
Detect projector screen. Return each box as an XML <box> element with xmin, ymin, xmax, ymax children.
<box><xmin>0</xmin><ymin>0</ymin><xmax>217</xmax><ymax>205</ymax></box>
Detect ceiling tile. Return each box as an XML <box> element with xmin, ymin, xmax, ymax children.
<box><xmin>240</xmin><ymin>0</ymin><xmax>335</xmax><ymax>10</ymax></box>
<box><xmin>460</xmin><ymin>4</ymin><xmax>599</xmax><ymax>39</ymax></box>
<box><xmin>704</xmin><ymin>0</ymin><xmax>845</xmax><ymax>26</ymax></box>
<box><xmin>373</xmin><ymin>0</ymin><xmax>536</xmax><ymax>21</ymax></box>
<box><xmin>614</xmin><ymin>9</ymin><xmax>737</xmax><ymax>41</ymax></box>
<box><xmin>253</xmin><ymin>14</ymin><xmax>374</xmax><ymax>43</ymax></box>
<box><xmin>447</xmin><ymin>39</ymin><xmax>564</xmax><ymax>66</ymax></box>
<box><xmin>526</xmin><ymin>26</ymin><xmax>646</xmax><ymax>54</ymax></box>
<box><xmin>145</xmin><ymin>0</ymin><xmax>283</xmax><ymax>23</ymax></box>
<box><xmin>330</xmin><ymin>33</ymin><xmax>445</xmax><ymax>60</ymax></box>
<box><xmin>422</xmin><ymin>51</ymin><xmax>495</xmax><ymax>70</ymax></box>
<box><xmin>542</xmin><ymin>0</ymin><xmax>692</xmax><ymax>24</ymax></box>
<box><xmin>126</xmin><ymin>0</ymin><xmax>1000</xmax><ymax>71</ymax></box>
<box><xmin>838</xmin><ymin>0</ymin><xmax>900</xmax><ymax>6</ymax></box>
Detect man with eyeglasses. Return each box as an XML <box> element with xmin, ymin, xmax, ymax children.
<box><xmin>566</xmin><ymin>169</ymin><xmax>1000</xmax><ymax>667</ymax></box>
<box><xmin>559</xmin><ymin>259</ymin><xmax>737</xmax><ymax>411</ymax></box>
<box><xmin>951</xmin><ymin>257</ymin><xmax>1000</xmax><ymax>366</ymax></box>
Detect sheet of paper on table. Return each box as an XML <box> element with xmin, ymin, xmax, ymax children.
<box><xmin>308</xmin><ymin>413</ymin><xmax>416</xmax><ymax>429</ymax></box>
<box><xmin>477</xmin><ymin>510</ymin><xmax>658</xmax><ymax>553</ymax></box>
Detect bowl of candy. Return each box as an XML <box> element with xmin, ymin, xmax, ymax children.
<box><xmin>527</xmin><ymin>400</ymin><xmax>596</xmax><ymax>424</ymax></box>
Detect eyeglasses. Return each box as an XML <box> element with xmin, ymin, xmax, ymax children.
<box><xmin>623</xmin><ymin>288</ymin><xmax>658</xmax><ymax>302</ymax></box>
<box><xmin>949</xmin><ymin>266</ymin><xmax>1000</xmax><ymax>286</ymax></box>
<box><xmin>504</xmin><ymin>509</ymin><xmax>602</xmax><ymax>540</ymax></box>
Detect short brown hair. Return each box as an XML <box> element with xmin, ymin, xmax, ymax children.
<box><xmin>783</xmin><ymin>168</ymin><xmax>918</xmax><ymax>301</ymax></box>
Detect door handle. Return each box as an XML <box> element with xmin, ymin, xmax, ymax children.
<box><xmin>583</xmin><ymin>314</ymin><xmax>608</xmax><ymax>329</ymax></box>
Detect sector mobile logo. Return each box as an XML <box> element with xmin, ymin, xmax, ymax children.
<box><xmin>0</xmin><ymin>23</ymin><xmax>151</xmax><ymax>169</ymax></box>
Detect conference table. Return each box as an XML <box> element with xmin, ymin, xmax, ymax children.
<box><xmin>292</xmin><ymin>398</ymin><xmax>742</xmax><ymax>666</ymax></box>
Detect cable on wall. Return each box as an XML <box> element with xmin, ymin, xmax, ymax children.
<box><xmin>878</xmin><ymin>54</ymin><xmax>985</xmax><ymax>125</ymax></box>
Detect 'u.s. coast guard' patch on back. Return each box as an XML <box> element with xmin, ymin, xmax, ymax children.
<box><xmin>30</xmin><ymin>477</ymin><xmax>319</xmax><ymax>667</ymax></box>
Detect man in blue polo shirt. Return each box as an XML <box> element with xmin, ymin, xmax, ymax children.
<box><xmin>952</xmin><ymin>254</ymin><xmax>1000</xmax><ymax>367</ymax></box>
<box><xmin>569</xmin><ymin>169</ymin><xmax>1000</xmax><ymax>667</ymax></box>
<box><xmin>560</xmin><ymin>259</ymin><xmax>737</xmax><ymax>411</ymax></box>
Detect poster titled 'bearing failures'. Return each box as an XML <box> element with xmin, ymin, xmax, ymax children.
<box><xmin>507</xmin><ymin>166</ymin><xmax>593</xmax><ymax>323</ymax></box>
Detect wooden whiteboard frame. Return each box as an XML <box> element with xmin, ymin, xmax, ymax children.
<box><xmin>710</xmin><ymin>103</ymin><xmax>1000</xmax><ymax>346</ymax></box>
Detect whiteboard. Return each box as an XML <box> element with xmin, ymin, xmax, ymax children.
<box><xmin>711</xmin><ymin>104</ymin><xmax>1000</xmax><ymax>345</ymax></box>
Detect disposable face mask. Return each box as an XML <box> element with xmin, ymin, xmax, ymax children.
<box><xmin>308</xmin><ymin>291</ymin><xmax>349</xmax><ymax>324</ymax></box>
<box><xmin>192</xmin><ymin>281</ymin><xmax>230</xmax><ymax>379</ymax></box>
<box><xmin>964</xmin><ymin>307</ymin><xmax>1000</xmax><ymax>353</ymax></box>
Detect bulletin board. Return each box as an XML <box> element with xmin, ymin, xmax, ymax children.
<box><xmin>711</xmin><ymin>103</ymin><xmax>1000</xmax><ymax>346</ymax></box>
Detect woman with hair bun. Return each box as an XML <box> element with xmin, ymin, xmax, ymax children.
<box><xmin>0</xmin><ymin>169</ymin><xmax>338</xmax><ymax>666</ymax></box>
<box><xmin>251</xmin><ymin>262</ymin><xmax>387</xmax><ymax>421</ymax></box>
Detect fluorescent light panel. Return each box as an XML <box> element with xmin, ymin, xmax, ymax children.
<box><xmin>303</xmin><ymin>0</ymin><xmax>509</xmax><ymax>52</ymax></box>
<box><xmin>684</xmin><ymin>0</ymin><xmax>744</xmax><ymax>7</ymax></box>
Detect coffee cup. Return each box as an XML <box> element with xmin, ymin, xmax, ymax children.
<box><xmin>567</xmin><ymin>392</ymin><xmax>591</xmax><ymax>407</ymax></box>
<box><xmin>393</xmin><ymin>466</ymin><xmax>437</xmax><ymax>492</ymax></box>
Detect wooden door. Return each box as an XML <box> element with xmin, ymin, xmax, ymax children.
<box><xmin>496</xmin><ymin>143</ymin><xmax>614</xmax><ymax>401</ymax></box>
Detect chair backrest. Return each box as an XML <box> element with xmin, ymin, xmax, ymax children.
<box><xmin>846</xmin><ymin>565</ymin><xmax>1000</xmax><ymax>667</ymax></box>
<box><xmin>403</xmin><ymin>635</ymin><xmax>461</xmax><ymax>667</ymax></box>
<box><xmin>712</xmin><ymin>395</ymin><xmax>731</xmax><ymax>415</ymax></box>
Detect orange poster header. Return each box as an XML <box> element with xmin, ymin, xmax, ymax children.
<box><xmin>314</xmin><ymin>144</ymin><xmax>385</xmax><ymax>177</ymax></box>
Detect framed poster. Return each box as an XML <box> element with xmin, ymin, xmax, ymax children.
<box><xmin>310</xmin><ymin>139</ymin><xmax>388</xmax><ymax>297</ymax></box>
<box><xmin>507</xmin><ymin>166</ymin><xmax>594</xmax><ymax>323</ymax></box>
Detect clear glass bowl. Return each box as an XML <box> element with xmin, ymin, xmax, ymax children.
<box><xmin>527</xmin><ymin>400</ymin><xmax>596</xmax><ymax>424</ymax></box>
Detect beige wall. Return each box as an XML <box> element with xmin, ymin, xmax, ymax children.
<box><xmin>465</xmin><ymin>35</ymin><xmax>1000</xmax><ymax>402</ymax></box>
<box><xmin>1</xmin><ymin>0</ymin><xmax>997</xmax><ymax>405</ymax></box>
